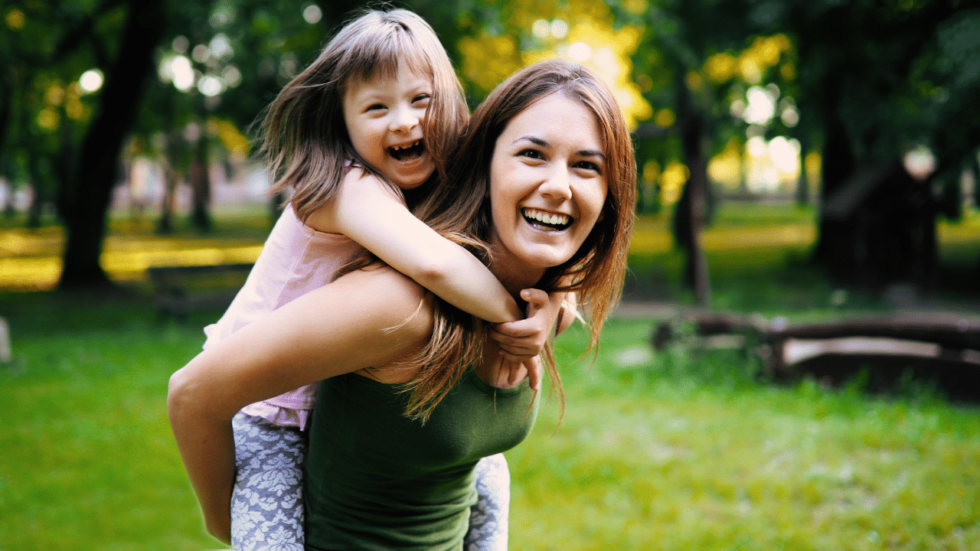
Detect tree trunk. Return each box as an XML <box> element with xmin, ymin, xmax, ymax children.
<box><xmin>796</xmin><ymin>136</ymin><xmax>811</xmax><ymax>207</ymax></box>
<box><xmin>684</xmin><ymin>113</ymin><xmax>711</xmax><ymax>307</ymax></box>
<box><xmin>812</xmin><ymin>109</ymin><xmax>856</xmax><ymax>280</ymax></box>
<box><xmin>0</xmin><ymin>70</ymin><xmax>11</xmax><ymax>166</ymax></box>
<box><xmin>25</xmin><ymin>154</ymin><xmax>48</xmax><ymax>229</ymax></box>
<box><xmin>190</xmin><ymin>137</ymin><xmax>212</xmax><ymax>232</ymax></box>
<box><xmin>157</xmin><ymin>161</ymin><xmax>179</xmax><ymax>234</ymax></box>
<box><xmin>58</xmin><ymin>0</ymin><xmax>166</xmax><ymax>290</ymax></box>
<box><xmin>671</xmin><ymin>73</ymin><xmax>712</xmax><ymax>307</ymax></box>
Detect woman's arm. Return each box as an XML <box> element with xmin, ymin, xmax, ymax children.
<box><xmin>167</xmin><ymin>267</ymin><xmax>432</xmax><ymax>543</ymax></box>
<box><xmin>306</xmin><ymin>169</ymin><xmax>523</xmax><ymax>323</ymax></box>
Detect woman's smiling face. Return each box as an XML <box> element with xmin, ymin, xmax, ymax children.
<box><xmin>488</xmin><ymin>93</ymin><xmax>608</xmax><ymax>281</ymax></box>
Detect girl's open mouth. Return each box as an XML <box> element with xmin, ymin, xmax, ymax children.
<box><xmin>522</xmin><ymin>208</ymin><xmax>572</xmax><ymax>231</ymax></box>
<box><xmin>388</xmin><ymin>140</ymin><xmax>424</xmax><ymax>161</ymax></box>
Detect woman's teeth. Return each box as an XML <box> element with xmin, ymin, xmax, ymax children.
<box><xmin>522</xmin><ymin>208</ymin><xmax>570</xmax><ymax>230</ymax></box>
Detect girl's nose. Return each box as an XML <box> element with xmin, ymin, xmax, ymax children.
<box><xmin>390</xmin><ymin>104</ymin><xmax>419</xmax><ymax>132</ymax></box>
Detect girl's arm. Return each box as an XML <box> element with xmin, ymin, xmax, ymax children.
<box><xmin>167</xmin><ymin>267</ymin><xmax>432</xmax><ymax>543</ymax></box>
<box><xmin>306</xmin><ymin>169</ymin><xmax>523</xmax><ymax>323</ymax></box>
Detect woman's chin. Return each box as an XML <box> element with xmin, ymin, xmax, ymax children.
<box><xmin>510</xmin><ymin>247</ymin><xmax>575</xmax><ymax>273</ymax></box>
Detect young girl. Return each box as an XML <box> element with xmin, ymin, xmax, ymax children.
<box><xmin>196</xmin><ymin>9</ymin><xmax>565</xmax><ymax>551</ymax></box>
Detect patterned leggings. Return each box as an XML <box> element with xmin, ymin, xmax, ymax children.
<box><xmin>230</xmin><ymin>411</ymin><xmax>510</xmax><ymax>550</ymax></box>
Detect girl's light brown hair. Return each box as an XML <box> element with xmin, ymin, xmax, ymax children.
<box><xmin>398</xmin><ymin>59</ymin><xmax>637</xmax><ymax>422</ymax></box>
<box><xmin>255</xmin><ymin>8</ymin><xmax>468</xmax><ymax>221</ymax></box>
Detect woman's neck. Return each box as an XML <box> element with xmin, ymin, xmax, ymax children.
<box><xmin>488</xmin><ymin>246</ymin><xmax>547</xmax><ymax>298</ymax></box>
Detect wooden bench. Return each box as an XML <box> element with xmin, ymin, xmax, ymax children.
<box><xmin>147</xmin><ymin>263</ymin><xmax>254</xmax><ymax>321</ymax></box>
<box><xmin>651</xmin><ymin>310</ymin><xmax>980</xmax><ymax>399</ymax></box>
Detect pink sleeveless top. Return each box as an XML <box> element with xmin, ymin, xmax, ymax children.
<box><xmin>203</xmin><ymin>204</ymin><xmax>362</xmax><ymax>429</ymax></box>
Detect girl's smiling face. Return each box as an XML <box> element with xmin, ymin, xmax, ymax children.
<box><xmin>343</xmin><ymin>64</ymin><xmax>435</xmax><ymax>190</ymax></box>
<box><xmin>488</xmin><ymin>93</ymin><xmax>608</xmax><ymax>283</ymax></box>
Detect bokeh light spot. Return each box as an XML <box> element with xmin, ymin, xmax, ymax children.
<box><xmin>303</xmin><ymin>4</ymin><xmax>322</xmax><ymax>24</ymax></box>
<box><xmin>79</xmin><ymin>70</ymin><xmax>104</xmax><ymax>93</ymax></box>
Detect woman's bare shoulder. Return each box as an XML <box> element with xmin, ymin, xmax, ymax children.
<box><xmin>326</xmin><ymin>265</ymin><xmax>434</xmax><ymax>340</ymax></box>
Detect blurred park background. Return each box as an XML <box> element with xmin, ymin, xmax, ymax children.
<box><xmin>2</xmin><ymin>0</ymin><xmax>980</xmax><ymax>549</ymax></box>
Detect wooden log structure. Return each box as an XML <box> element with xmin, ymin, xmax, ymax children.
<box><xmin>147</xmin><ymin>263</ymin><xmax>253</xmax><ymax>321</ymax></box>
<box><xmin>768</xmin><ymin>313</ymin><xmax>980</xmax><ymax>372</ymax></box>
<box><xmin>651</xmin><ymin>311</ymin><xmax>980</xmax><ymax>393</ymax></box>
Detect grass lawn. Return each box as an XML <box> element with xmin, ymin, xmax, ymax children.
<box><xmin>1</xmin><ymin>292</ymin><xmax>979</xmax><ymax>550</ymax></box>
<box><xmin>1</xmin><ymin>202</ymin><xmax>979</xmax><ymax>549</ymax></box>
<box><xmin>509</xmin><ymin>321</ymin><xmax>980</xmax><ymax>551</ymax></box>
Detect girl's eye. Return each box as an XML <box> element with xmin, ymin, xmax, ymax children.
<box><xmin>413</xmin><ymin>94</ymin><xmax>431</xmax><ymax>104</ymax></box>
<box><xmin>367</xmin><ymin>103</ymin><xmax>386</xmax><ymax>112</ymax></box>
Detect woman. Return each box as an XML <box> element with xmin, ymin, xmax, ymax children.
<box><xmin>168</xmin><ymin>59</ymin><xmax>636</xmax><ymax>550</ymax></box>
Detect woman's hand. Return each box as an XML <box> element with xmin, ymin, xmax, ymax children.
<box><xmin>495</xmin><ymin>356</ymin><xmax>542</xmax><ymax>391</ymax></box>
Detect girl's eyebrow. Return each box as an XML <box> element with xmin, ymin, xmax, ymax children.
<box><xmin>512</xmin><ymin>135</ymin><xmax>605</xmax><ymax>159</ymax></box>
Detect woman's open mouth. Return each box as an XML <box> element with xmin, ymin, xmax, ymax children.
<box><xmin>388</xmin><ymin>140</ymin><xmax>425</xmax><ymax>161</ymax></box>
<box><xmin>522</xmin><ymin>208</ymin><xmax>572</xmax><ymax>231</ymax></box>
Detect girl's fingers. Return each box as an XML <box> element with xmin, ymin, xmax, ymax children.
<box><xmin>490</xmin><ymin>325</ymin><xmax>530</xmax><ymax>340</ymax></box>
<box><xmin>499</xmin><ymin>350</ymin><xmax>537</xmax><ymax>362</ymax></box>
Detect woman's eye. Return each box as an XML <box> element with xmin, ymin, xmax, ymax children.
<box><xmin>575</xmin><ymin>160</ymin><xmax>601</xmax><ymax>173</ymax></box>
<box><xmin>518</xmin><ymin>149</ymin><xmax>544</xmax><ymax>160</ymax></box>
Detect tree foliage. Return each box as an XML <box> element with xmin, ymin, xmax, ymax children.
<box><xmin>2</xmin><ymin>0</ymin><xmax>978</xmax><ymax>292</ymax></box>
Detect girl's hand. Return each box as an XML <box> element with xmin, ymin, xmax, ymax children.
<box><xmin>490</xmin><ymin>289</ymin><xmax>554</xmax><ymax>358</ymax></box>
<box><xmin>491</xmin><ymin>288</ymin><xmax>561</xmax><ymax>391</ymax></box>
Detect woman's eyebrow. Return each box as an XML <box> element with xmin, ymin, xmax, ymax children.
<box><xmin>512</xmin><ymin>135</ymin><xmax>548</xmax><ymax>147</ymax></box>
<box><xmin>511</xmin><ymin>136</ymin><xmax>605</xmax><ymax>159</ymax></box>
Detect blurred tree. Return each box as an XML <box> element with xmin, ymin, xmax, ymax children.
<box><xmin>625</xmin><ymin>0</ymin><xmax>979</xmax><ymax>295</ymax></box>
<box><xmin>7</xmin><ymin>0</ymin><xmax>976</xmax><ymax>294</ymax></box>
<box><xmin>748</xmin><ymin>0</ymin><xmax>980</xmax><ymax>290</ymax></box>
<box><xmin>59</xmin><ymin>0</ymin><xmax>167</xmax><ymax>289</ymax></box>
<box><xmin>624</xmin><ymin>0</ymin><xmax>770</xmax><ymax>305</ymax></box>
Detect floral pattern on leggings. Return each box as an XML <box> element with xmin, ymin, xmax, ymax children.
<box><xmin>465</xmin><ymin>452</ymin><xmax>510</xmax><ymax>550</ymax></box>
<box><xmin>231</xmin><ymin>411</ymin><xmax>510</xmax><ymax>550</ymax></box>
<box><xmin>231</xmin><ymin>411</ymin><xmax>306</xmax><ymax>551</ymax></box>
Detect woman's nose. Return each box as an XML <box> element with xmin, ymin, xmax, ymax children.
<box><xmin>390</xmin><ymin>104</ymin><xmax>419</xmax><ymax>132</ymax></box>
<box><xmin>539</xmin><ymin>166</ymin><xmax>572</xmax><ymax>200</ymax></box>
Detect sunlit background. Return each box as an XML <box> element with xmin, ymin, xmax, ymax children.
<box><xmin>4</xmin><ymin>3</ymin><xmax>980</xmax><ymax>550</ymax></box>
<box><xmin>1</xmin><ymin>0</ymin><xmax>978</xmax><ymax>294</ymax></box>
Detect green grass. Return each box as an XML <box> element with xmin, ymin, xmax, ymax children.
<box><xmin>2</xmin><ymin>293</ymin><xmax>979</xmax><ymax>550</ymax></box>
<box><xmin>510</xmin><ymin>320</ymin><xmax>980</xmax><ymax>551</ymax></box>
<box><xmin>0</xmin><ymin>293</ymin><xmax>217</xmax><ymax>550</ymax></box>
<box><xmin>1</xmin><ymin>202</ymin><xmax>979</xmax><ymax>549</ymax></box>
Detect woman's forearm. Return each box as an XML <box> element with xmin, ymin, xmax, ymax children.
<box><xmin>168</xmin><ymin>368</ymin><xmax>236</xmax><ymax>543</ymax></box>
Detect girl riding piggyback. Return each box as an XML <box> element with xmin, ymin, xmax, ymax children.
<box><xmin>192</xmin><ymin>9</ymin><xmax>564</xmax><ymax>551</ymax></box>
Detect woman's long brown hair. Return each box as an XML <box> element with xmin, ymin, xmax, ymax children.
<box><xmin>362</xmin><ymin>59</ymin><xmax>636</xmax><ymax>423</ymax></box>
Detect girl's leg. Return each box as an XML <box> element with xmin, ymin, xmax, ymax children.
<box><xmin>464</xmin><ymin>453</ymin><xmax>510</xmax><ymax>551</ymax></box>
<box><xmin>230</xmin><ymin>411</ymin><xmax>307</xmax><ymax>551</ymax></box>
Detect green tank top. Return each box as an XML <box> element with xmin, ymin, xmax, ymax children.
<box><xmin>304</xmin><ymin>367</ymin><xmax>538</xmax><ymax>551</ymax></box>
